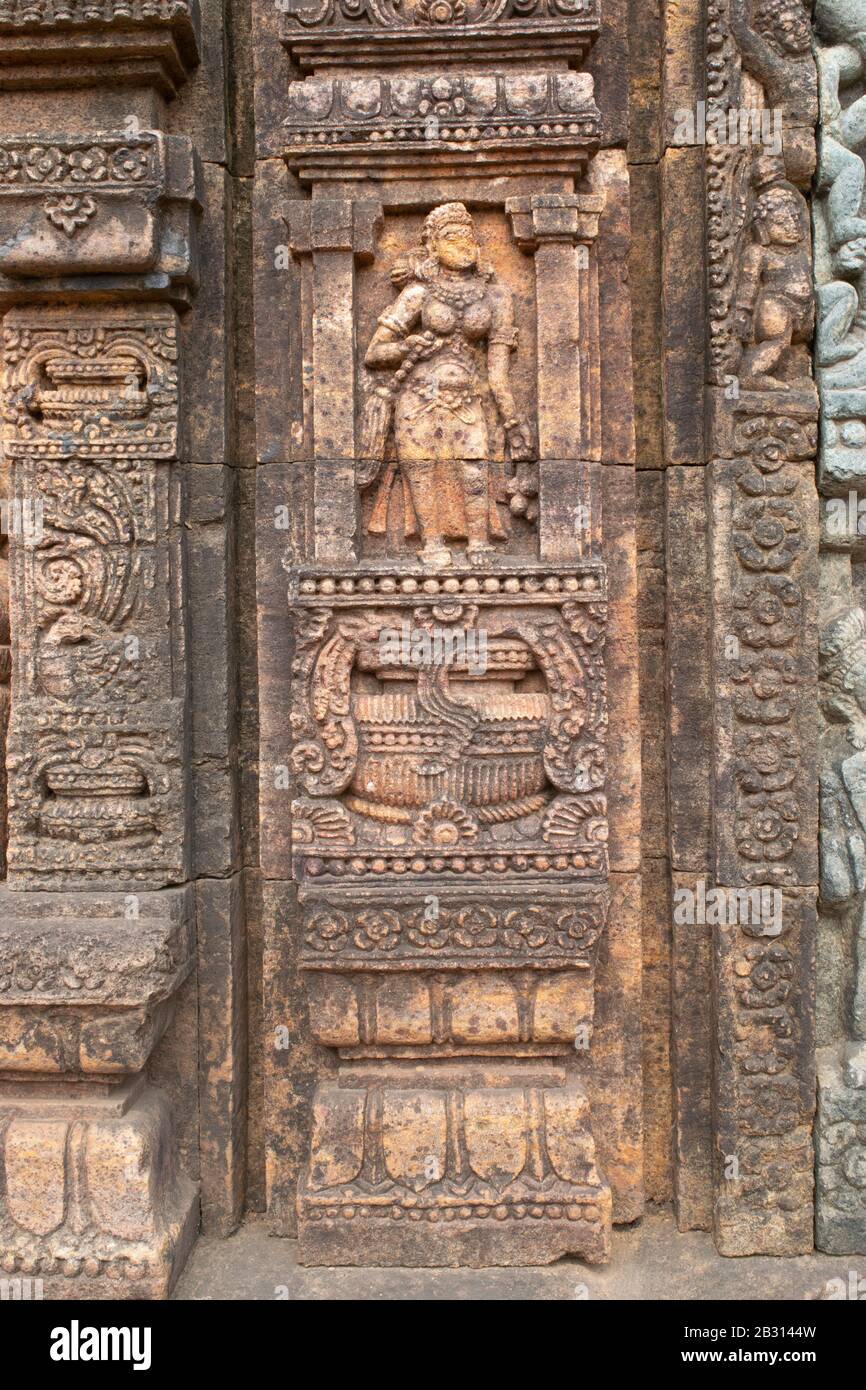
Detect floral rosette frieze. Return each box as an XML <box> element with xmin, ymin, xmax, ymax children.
<box><xmin>719</xmin><ymin>404</ymin><xmax>816</xmax><ymax>886</ymax></box>
<box><xmin>0</xmin><ymin>136</ymin><xmax>157</xmax><ymax>189</ymax></box>
<box><xmin>301</xmin><ymin>890</ymin><xmax>608</xmax><ymax>964</ymax></box>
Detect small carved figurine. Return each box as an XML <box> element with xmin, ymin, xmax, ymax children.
<box><xmin>815</xmin><ymin>0</ymin><xmax>866</xmax><ymax>250</ymax></box>
<box><xmin>734</xmin><ymin>178</ymin><xmax>814</xmax><ymax>390</ymax></box>
<box><xmin>361</xmin><ymin>202</ymin><xmax>533</xmax><ymax>569</ymax></box>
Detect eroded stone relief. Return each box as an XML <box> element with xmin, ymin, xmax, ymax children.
<box><xmin>269</xmin><ymin>0</ymin><xmax>635</xmax><ymax>1265</ymax></box>
<box><xmin>359</xmin><ymin>203</ymin><xmax>534</xmax><ymax>567</ymax></box>
<box><xmin>0</xmin><ymin>8</ymin><xmax>201</xmax><ymax>1299</ymax></box>
<box><xmin>0</xmin><ymin>0</ymin><xmax>857</xmax><ymax>1299</ymax></box>
<box><xmin>814</xmin><ymin>0</ymin><xmax>866</xmax><ymax>1255</ymax></box>
<box><xmin>704</xmin><ymin>0</ymin><xmax>820</xmax><ymax>1257</ymax></box>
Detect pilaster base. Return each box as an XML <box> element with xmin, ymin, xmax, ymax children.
<box><xmin>298</xmin><ymin>1065</ymin><xmax>611</xmax><ymax>1267</ymax></box>
<box><xmin>0</xmin><ymin>1078</ymin><xmax>198</xmax><ymax>1299</ymax></box>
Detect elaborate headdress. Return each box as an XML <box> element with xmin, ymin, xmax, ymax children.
<box><xmin>422</xmin><ymin>202</ymin><xmax>475</xmax><ymax>244</ymax></box>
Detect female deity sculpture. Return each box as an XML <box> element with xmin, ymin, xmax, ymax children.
<box><xmin>360</xmin><ymin>202</ymin><xmax>534</xmax><ymax>569</ymax></box>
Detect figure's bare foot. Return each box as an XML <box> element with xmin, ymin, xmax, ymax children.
<box><xmin>419</xmin><ymin>541</ymin><xmax>452</xmax><ymax>569</ymax></box>
<box><xmin>467</xmin><ymin>540</ymin><xmax>497</xmax><ymax>564</ymax></box>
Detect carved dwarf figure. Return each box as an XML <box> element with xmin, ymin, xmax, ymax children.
<box><xmin>732</xmin><ymin>0</ymin><xmax>814</xmax><ymax>110</ymax></box>
<box><xmin>361</xmin><ymin>202</ymin><xmax>533</xmax><ymax>569</ymax></box>
<box><xmin>734</xmin><ymin>179</ymin><xmax>814</xmax><ymax>390</ymax></box>
<box><xmin>819</xmin><ymin>605</ymin><xmax>866</xmax><ymax>1055</ymax></box>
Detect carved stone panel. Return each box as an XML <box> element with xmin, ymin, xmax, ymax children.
<box><xmin>273</xmin><ymin>45</ymin><xmax>627</xmax><ymax>1257</ymax></box>
<box><xmin>1</xmin><ymin>305</ymin><xmax>187</xmax><ymax>889</ymax></box>
<box><xmin>0</xmin><ymin>132</ymin><xmax>200</xmax><ymax>298</ymax></box>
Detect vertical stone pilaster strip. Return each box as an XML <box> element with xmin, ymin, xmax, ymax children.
<box><xmin>707</xmin><ymin>404</ymin><xmax>820</xmax><ymax>1255</ymax></box>
<box><xmin>666</xmin><ymin>468</ymin><xmax>714</xmax><ymax>1230</ymax></box>
<box><xmin>507</xmin><ymin>194</ymin><xmax>604</xmax><ymax>563</ymax></box>
<box><xmin>703</xmin><ymin>0</ymin><xmax>820</xmax><ymax>1255</ymax></box>
<box><xmin>660</xmin><ymin>0</ymin><xmax>715</xmax><ymax>1230</ymax></box>
<box><xmin>287</xmin><ymin>199</ymin><xmax>382</xmax><ymax>565</ymax></box>
<box><xmin>0</xmin><ymin>16</ymin><xmax>203</xmax><ymax>1298</ymax></box>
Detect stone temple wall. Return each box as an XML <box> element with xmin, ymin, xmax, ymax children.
<box><xmin>0</xmin><ymin>0</ymin><xmax>862</xmax><ymax>1296</ymax></box>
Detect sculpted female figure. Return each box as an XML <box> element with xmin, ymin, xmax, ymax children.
<box><xmin>361</xmin><ymin>202</ymin><xmax>533</xmax><ymax>569</ymax></box>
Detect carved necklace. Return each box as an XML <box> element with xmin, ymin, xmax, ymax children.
<box><xmin>429</xmin><ymin>272</ymin><xmax>487</xmax><ymax>310</ymax></box>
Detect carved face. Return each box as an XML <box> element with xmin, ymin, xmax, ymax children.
<box><xmin>757</xmin><ymin>192</ymin><xmax>802</xmax><ymax>247</ymax></box>
<box><xmin>430</xmin><ymin>224</ymin><xmax>479</xmax><ymax>271</ymax></box>
<box><xmin>776</xmin><ymin>8</ymin><xmax>811</xmax><ymax>52</ymax></box>
<box><xmin>755</xmin><ymin>0</ymin><xmax>811</xmax><ymax>54</ymax></box>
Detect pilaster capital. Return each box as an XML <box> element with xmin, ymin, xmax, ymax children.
<box><xmin>506</xmin><ymin>192</ymin><xmax>605</xmax><ymax>252</ymax></box>
<box><xmin>286</xmin><ymin>199</ymin><xmax>383</xmax><ymax>262</ymax></box>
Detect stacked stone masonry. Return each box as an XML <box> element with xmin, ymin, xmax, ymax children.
<box><xmin>0</xmin><ymin>0</ymin><xmax>861</xmax><ymax>1297</ymax></box>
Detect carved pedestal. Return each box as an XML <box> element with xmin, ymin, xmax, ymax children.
<box><xmin>291</xmin><ymin>563</ymin><xmax>611</xmax><ymax>1264</ymax></box>
<box><xmin>0</xmin><ymin>888</ymin><xmax>197</xmax><ymax>1297</ymax></box>
<box><xmin>300</xmin><ymin>1067</ymin><xmax>611</xmax><ymax>1267</ymax></box>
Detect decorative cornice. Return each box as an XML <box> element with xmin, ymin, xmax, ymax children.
<box><xmin>0</xmin><ymin>133</ymin><xmax>200</xmax><ymax>295</ymax></box>
<box><xmin>280</xmin><ymin>0</ymin><xmax>599</xmax><ymax>69</ymax></box>
<box><xmin>282</xmin><ymin>71</ymin><xmax>601</xmax><ymax>180</ymax></box>
<box><xmin>0</xmin><ymin>0</ymin><xmax>200</xmax><ymax>94</ymax></box>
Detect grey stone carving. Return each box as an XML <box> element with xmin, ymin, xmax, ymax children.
<box><xmin>817</xmin><ymin>603</ymin><xmax>866</xmax><ymax>1251</ymax></box>
<box><xmin>815</xmin><ymin>0</ymin><xmax>866</xmax><ymax>486</ymax></box>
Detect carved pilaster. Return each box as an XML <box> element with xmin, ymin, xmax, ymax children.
<box><xmin>262</xmin><ymin>2</ymin><xmax>638</xmax><ymax>1266</ymax></box>
<box><xmin>813</xmin><ymin>0</ymin><xmax>866</xmax><ymax>1255</ymax></box>
<box><xmin>507</xmin><ymin>193</ymin><xmax>603</xmax><ymax>561</ymax></box>
<box><xmin>0</xmin><ymin>8</ymin><xmax>201</xmax><ymax>1298</ymax></box>
<box><xmin>703</xmin><ymin>0</ymin><xmax>820</xmax><ymax>1255</ymax></box>
<box><xmin>287</xmin><ymin>199</ymin><xmax>382</xmax><ymax>563</ymax></box>
<box><xmin>1</xmin><ymin>304</ymin><xmax>188</xmax><ymax>890</ymax></box>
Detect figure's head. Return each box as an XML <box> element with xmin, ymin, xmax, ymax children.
<box><xmin>821</xmin><ymin>607</ymin><xmax>866</xmax><ymax>738</ymax></box>
<box><xmin>754</xmin><ymin>0</ymin><xmax>811</xmax><ymax>54</ymax></box>
<box><xmin>752</xmin><ymin>186</ymin><xmax>804</xmax><ymax>246</ymax></box>
<box><xmin>836</xmin><ymin>236</ymin><xmax>866</xmax><ymax>275</ymax></box>
<box><xmin>423</xmin><ymin>202</ymin><xmax>480</xmax><ymax>271</ymax></box>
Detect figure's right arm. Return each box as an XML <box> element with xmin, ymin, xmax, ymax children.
<box><xmin>729</xmin><ymin>0</ymin><xmax>784</xmax><ymax>90</ymax></box>
<box><xmin>365</xmin><ymin>285</ymin><xmax>425</xmax><ymax>369</ymax></box>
